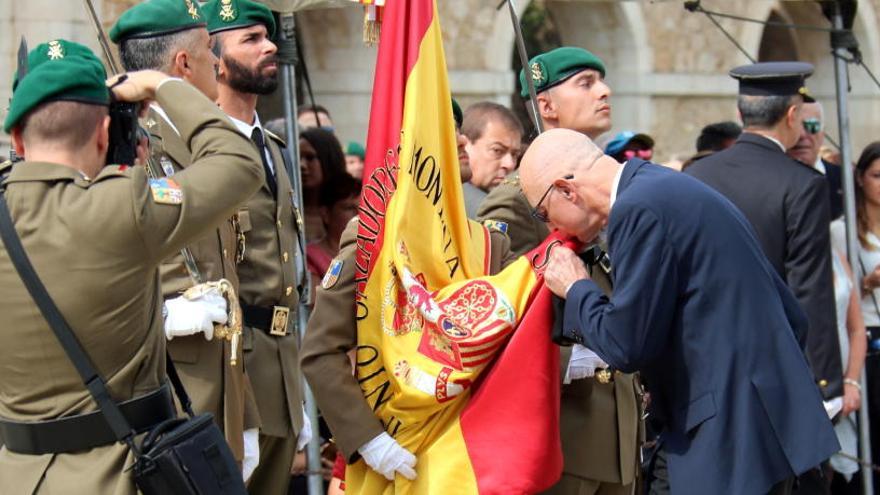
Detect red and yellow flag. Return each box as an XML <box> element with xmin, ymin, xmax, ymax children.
<box><xmin>350</xmin><ymin>0</ymin><xmax>563</xmax><ymax>493</ymax></box>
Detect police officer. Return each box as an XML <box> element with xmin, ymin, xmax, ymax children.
<box><xmin>204</xmin><ymin>0</ymin><xmax>311</xmax><ymax>491</ymax></box>
<box><xmin>478</xmin><ymin>47</ymin><xmax>643</xmax><ymax>495</ymax></box>
<box><xmin>110</xmin><ymin>0</ymin><xmax>260</xmax><ymax>472</ymax></box>
<box><xmin>0</xmin><ymin>40</ymin><xmax>262</xmax><ymax>494</ymax></box>
<box><xmin>685</xmin><ymin>63</ymin><xmax>841</xmax><ymax>398</ymax></box>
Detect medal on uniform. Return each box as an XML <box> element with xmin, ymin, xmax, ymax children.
<box><xmin>160</xmin><ymin>155</ymin><xmax>175</xmax><ymax>177</ymax></box>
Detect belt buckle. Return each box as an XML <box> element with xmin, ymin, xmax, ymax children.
<box><xmin>595</xmin><ymin>368</ymin><xmax>613</xmax><ymax>384</ymax></box>
<box><xmin>270</xmin><ymin>306</ymin><xmax>290</xmax><ymax>336</ymax></box>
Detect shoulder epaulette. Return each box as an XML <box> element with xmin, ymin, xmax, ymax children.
<box><xmin>264</xmin><ymin>129</ymin><xmax>287</xmax><ymax>147</ymax></box>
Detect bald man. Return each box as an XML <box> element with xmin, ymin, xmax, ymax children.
<box><xmin>520</xmin><ymin>129</ymin><xmax>839</xmax><ymax>495</ymax></box>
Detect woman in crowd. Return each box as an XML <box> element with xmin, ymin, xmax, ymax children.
<box><xmin>307</xmin><ymin>173</ymin><xmax>362</xmax><ymax>301</ymax></box>
<box><xmin>831</xmin><ymin>141</ymin><xmax>880</xmax><ymax>491</ymax></box>
<box><xmin>300</xmin><ymin>128</ymin><xmax>350</xmax><ymax>243</ymax></box>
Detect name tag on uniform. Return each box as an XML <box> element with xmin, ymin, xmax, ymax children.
<box><xmin>149</xmin><ymin>178</ymin><xmax>183</xmax><ymax>205</ymax></box>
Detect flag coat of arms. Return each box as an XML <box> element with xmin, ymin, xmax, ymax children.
<box><xmin>348</xmin><ymin>0</ymin><xmax>564</xmax><ymax>493</ymax></box>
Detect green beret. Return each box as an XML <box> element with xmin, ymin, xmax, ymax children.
<box><xmin>518</xmin><ymin>46</ymin><xmax>606</xmax><ymax>98</ymax></box>
<box><xmin>451</xmin><ymin>98</ymin><xmax>463</xmax><ymax>128</ymax></box>
<box><xmin>345</xmin><ymin>141</ymin><xmax>365</xmax><ymax>160</ymax></box>
<box><xmin>204</xmin><ymin>0</ymin><xmax>276</xmax><ymax>38</ymax></box>
<box><xmin>4</xmin><ymin>41</ymin><xmax>109</xmax><ymax>133</ymax></box>
<box><xmin>110</xmin><ymin>0</ymin><xmax>206</xmax><ymax>44</ymax></box>
<box><xmin>13</xmin><ymin>39</ymin><xmax>103</xmax><ymax>92</ymax></box>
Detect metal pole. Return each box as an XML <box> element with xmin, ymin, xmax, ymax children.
<box><xmin>831</xmin><ymin>5</ymin><xmax>873</xmax><ymax>494</ymax></box>
<box><xmin>501</xmin><ymin>0</ymin><xmax>543</xmax><ymax>133</ymax></box>
<box><xmin>278</xmin><ymin>13</ymin><xmax>323</xmax><ymax>495</ymax></box>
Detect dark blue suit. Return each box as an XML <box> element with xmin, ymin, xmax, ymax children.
<box><xmin>562</xmin><ymin>159</ymin><xmax>839</xmax><ymax>494</ymax></box>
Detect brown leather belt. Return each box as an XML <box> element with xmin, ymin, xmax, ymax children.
<box><xmin>241</xmin><ymin>303</ymin><xmax>291</xmax><ymax>336</ymax></box>
<box><xmin>0</xmin><ymin>384</ymin><xmax>175</xmax><ymax>455</ymax></box>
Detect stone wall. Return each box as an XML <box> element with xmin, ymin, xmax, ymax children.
<box><xmin>2</xmin><ymin>0</ymin><xmax>879</xmax><ymax>163</ymax></box>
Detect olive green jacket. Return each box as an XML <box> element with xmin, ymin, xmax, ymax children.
<box><xmin>0</xmin><ymin>80</ymin><xmax>262</xmax><ymax>494</ymax></box>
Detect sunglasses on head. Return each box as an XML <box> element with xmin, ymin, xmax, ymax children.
<box><xmin>803</xmin><ymin>118</ymin><xmax>822</xmax><ymax>135</ymax></box>
<box><xmin>623</xmin><ymin>148</ymin><xmax>653</xmax><ymax>160</ymax></box>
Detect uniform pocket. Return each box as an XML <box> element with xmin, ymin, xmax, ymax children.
<box><xmin>237</xmin><ymin>208</ymin><xmax>252</xmax><ymax>233</ymax></box>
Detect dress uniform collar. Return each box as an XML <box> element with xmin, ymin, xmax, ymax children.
<box><xmin>5</xmin><ymin>161</ymin><xmax>89</xmax><ymax>185</ymax></box>
<box><xmin>148</xmin><ymin>105</ymin><xmax>190</xmax><ymax>168</ymax></box>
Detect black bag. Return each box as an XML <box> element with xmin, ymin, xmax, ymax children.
<box><xmin>0</xmin><ymin>184</ymin><xmax>246</xmax><ymax>495</ymax></box>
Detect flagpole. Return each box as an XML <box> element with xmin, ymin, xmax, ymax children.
<box><xmin>499</xmin><ymin>0</ymin><xmax>543</xmax><ymax>133</ymax></box>
<box><xmin>277</xmin><ymin>11</ymin><xmax>325</xmax><ymax>495</ymax></box>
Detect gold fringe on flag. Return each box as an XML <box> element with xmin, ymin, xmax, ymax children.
<box><xmin>363</xmin><ymin>4</ymin><xmax>381</xmax><ymax>46</ymax></box>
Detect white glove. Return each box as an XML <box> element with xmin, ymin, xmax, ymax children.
<box><xmin>297</xmin><ymin>405</ymin><xmax>313</xmax><ymax>451</ymax></box>
<box><xmin>242</xmin><ymin>428</ymin><xmax>260</xmax><ymax>482</ymax></box>
<box><xmin>163</xmin><ymin>292</ymin><xmax>228</xmax><ymax>341</ymax></box>
<box><xmin>564</xmin><ymin>344</ymin><xmax>608</xmax><ymax>384</ymax></box>
<box><xmin>357</xmin><ymin>432</ymin><xmax>417</xmax><ymax>481</ymax></box>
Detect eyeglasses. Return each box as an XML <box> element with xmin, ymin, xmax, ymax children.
<box><xmin>803</xmin><ymin>118</ymin><xmax>822</xmax><ymax>135</ymax></box>
<box><xmin>530</xmin><ymin>174</ymin><xmax>574</xmax><ymax>223</ymax></box>
<box><xmin>623</xmin><ymin>148</ymin><xmax>653</xmax><ymax>160</ymax></box>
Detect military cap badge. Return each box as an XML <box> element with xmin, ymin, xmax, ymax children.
<box><xmin>47</xmin><ymin>40</ymin><xmax>64</xmax><ymax>60</ymax></box>
<box><xmin>184</xmin><ymin>0</ymin><xmax>201</xmax><ymax>20</ymax></box>
<box><xmin>530</xmin><ymin>61</ymin><xmax>546</xmax><ymax>87</ymax></box>
<box><xmin>219</xmin><ymin>0</ymin><xmax>237</xmax><ymax>22</ymax></box>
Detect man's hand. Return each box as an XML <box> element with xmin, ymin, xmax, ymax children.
<box><xmin>544</xmin><ymin>246</ymin><xmax>590</xmax><ymax>298</ymax></box>
<box><xmin>357</xmin><ymin>432</ymin><xmax>417</xmax><ymax>481</ymax></box>
<box><xmin>242</xmin><ymin>428</ymin><xmax>260</xmax><ymax>482</ymax></box>
<box><xmin>106</xmin><ymin>70</ymin><xmax>170</xmax><ymax>103</ymax></box>
<box><xmin>564</xmin><ymin>344</ymin><xmax>608</xmax><ymax>383</ymax></box>
<box><xmin>297</xmin><ymin>405</ymin><xmax>313</xmax><ymax>451</ymax></box>
<box><xmin>163</xmin><ymin>291</ymin><xmax>228</xmax><ymax>340</ymax></box>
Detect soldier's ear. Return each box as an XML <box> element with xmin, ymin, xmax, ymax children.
<box><xmin>171</xmin><ymin>50</ymin><xmax>190</xmax><ymax>77</ymax></box>
<box><xmin>96</xmin><ymin>115</ymin><xmax>111</xmax><ymax>159</ymax></box>
<box><xmin>11</xmin><ymin>127</ymin><xmax>25</xmax><ymax>158</ymax></box>
<box><xmin>535</xmin><ymin>92</ymin><xmax>556</xmax><ymax>121</ymax></box>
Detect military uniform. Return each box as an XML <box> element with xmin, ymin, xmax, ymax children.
<box><xmin>238</xmin><ymin>129</ymin><xmax>307</xmax><ymax>493</ymax></box>
<box><xmin>0</xmin><ymin>73</ymin><xmax>263</xmax><ymax>494</ymax></box>
<box><xmin>301</xmin><ymin>219</ymin><xmax>516</xmax><ymax>460</ymax></box>
<box><xmin>478</xmin><ymin>174</ymin><xmax>642</xmax><ymax>495</ymax></box>
<box><xmin>145</xmin><ymin>105</ymin><xmax>260</xmax><ymax>461</ymax></box>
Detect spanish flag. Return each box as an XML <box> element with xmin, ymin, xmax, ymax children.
<box><xmin>350</xmin><ymin>0</ymin><xmax>563</xmax><ymax>493</ymax></box>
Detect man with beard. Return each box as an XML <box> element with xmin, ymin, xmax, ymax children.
<box><xmin>205</xmin><ymin>1</ymin><xmax>310</xmax><ymax>492</ymax></box>
<box><xmin>111</xmin><ymin>0</ymin><xmax>261</xmax><ymax>482</ymax></box>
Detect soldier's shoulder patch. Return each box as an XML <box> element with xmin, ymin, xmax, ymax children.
<box><xmin>322</xmin><ymin>259</ymin><xmax>344</xmax><ymax>289</ymax></box>
<box><xmin>149</xmin><ymin>177</ymin><xmax>183</xmax><ymax>205</ymax></box>
<box><xmin>483</xmin><ymin>219</ymin><xmax>508</xmax><ymax>234</ymax></box>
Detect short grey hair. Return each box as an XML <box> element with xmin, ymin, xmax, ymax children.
<box><xmin>737</xmin><ymin>94</ymin><xmax>798</xmax><ymax>129</ymax></box>
<box><xmin>118</xmin><ymin>29</ymin><xmax>201</xmax><ymax>72</ymax></box>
